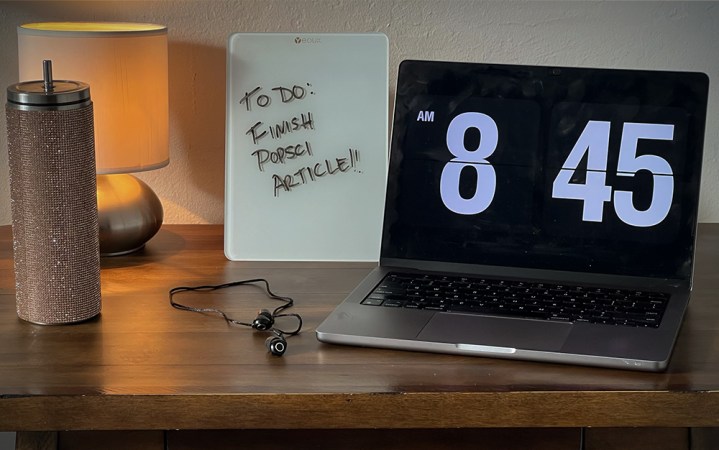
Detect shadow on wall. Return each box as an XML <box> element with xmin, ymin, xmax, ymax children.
<box><xmin>168</xmin><ymin>41</ymin><xmax>226</xmax><ymax>208</ymax></box>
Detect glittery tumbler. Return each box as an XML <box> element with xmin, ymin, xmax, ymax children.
<box><xmin>5</xmin><ymin>61</ymin><xmax>101</xmax><ymax>324</ymax></box>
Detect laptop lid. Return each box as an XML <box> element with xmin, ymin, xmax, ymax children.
<box><xmin>381</xmin><ymin>60</ymin><xmax>708</xmax><ymax>282</ymax></box>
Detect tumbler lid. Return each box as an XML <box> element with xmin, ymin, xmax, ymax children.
<box><xmin>7</xmin><ymin>60</ymin><xmax>90</xmax><ymax>108</ymax></box>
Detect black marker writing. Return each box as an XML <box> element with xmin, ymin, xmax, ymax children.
<box><xmin>239</xmin><ymin>86</ymin><xmax>271</xmax><ymax>112</ymax></box>
<box><xmin>252</xmin><ymin>141</ymin><xmax>313</xmax><ymax>171</ymax></box>
<box><xmin>239</xmin><ymin>84</ymin><xmax>312</xmax><ymax>112</ymax></box>
<box><xmin>272</xmin><ymin>85</ymin><xmax>306</xmax><ymax>103</ymax></box>
<box><xmin>246</xmin><ymin>121</ymin><xmax>267</xmax><ymax>144</ymax></box>
<box><xmin>272</xmin><ymin>149</ymin><xmax>360</xmax><ymax>196</ymax></box>
<box><xmin>246</xmin><ymin>112</ymin><xmax>314</xmax><ymax>145</ymax></box>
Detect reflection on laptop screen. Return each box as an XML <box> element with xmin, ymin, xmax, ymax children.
<box><xmin>382</xmin><ymin>61</ymin><xmax>708</xmax><ymax>280</ymax></box>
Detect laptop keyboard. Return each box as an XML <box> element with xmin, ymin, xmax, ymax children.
<box><xmin>361</xmin><ymin>272</ymin><xmax>670</xmax><ymax>328</ymax></box>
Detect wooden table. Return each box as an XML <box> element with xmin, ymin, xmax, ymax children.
<box><xmin>1</xmin><ymin>224</ymin><xmax>718</xmax><ymax>450</ymax></box>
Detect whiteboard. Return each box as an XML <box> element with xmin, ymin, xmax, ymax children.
<box><xmin>224</xmin><ymin>33</ymin><xmax>388</xmax><ymax>261</ymax></box>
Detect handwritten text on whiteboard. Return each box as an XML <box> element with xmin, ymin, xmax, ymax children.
<box><xmin>239</xmin><ymin>83</ymin><xmax>361</xmax><ymax>197</ymax></box>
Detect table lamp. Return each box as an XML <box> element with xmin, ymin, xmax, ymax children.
<box><xmin>17</xmin><ymin>22</ymin><xmax>169</xmax><ymax>256</ymax></box>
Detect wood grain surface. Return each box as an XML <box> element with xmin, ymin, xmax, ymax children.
<box><xmin>1</xmin><ymin>224</ymin><xmax>718</xmax><ymax>432</ymax></box>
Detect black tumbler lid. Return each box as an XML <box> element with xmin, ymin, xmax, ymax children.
<box><xmin>6</xmin><ymin>60</ymin><xmax>90</xmax><ymax>109</ymax></box>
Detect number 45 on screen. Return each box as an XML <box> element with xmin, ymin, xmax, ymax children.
<box><xmin>440</xmin><ymin>113</ymin><xmax>675</xmax><ymax>228</ymax></box>
<box><xmin>552</xmin><ymin>120</ymin><xmax>674</xmax><ymax>228</ymax></box>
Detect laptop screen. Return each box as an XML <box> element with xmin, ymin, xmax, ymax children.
<box><xmin>381</xmin><ymin>60</ymin><xmax>708</xmax><ymax>280</ymax></box>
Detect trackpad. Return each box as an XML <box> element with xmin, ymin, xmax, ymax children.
<box><xmin>416</xmin><ymin>313</ymin><xmax>572</xmax><ymax>352</ymax></box>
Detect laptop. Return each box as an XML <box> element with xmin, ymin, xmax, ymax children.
<box><xmin>316</xmin><ymin>60</ymin><xmax>709</xmax><ymax>371</ymax></box>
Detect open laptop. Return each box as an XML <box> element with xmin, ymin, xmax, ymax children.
<box><xmin>316</xmin><ymin>60</ymin><xmax>709</xmax><ymax>371</ymax></box>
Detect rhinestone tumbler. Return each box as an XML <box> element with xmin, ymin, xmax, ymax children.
<box><xmin>5</xmin><ymin>60</ymin><xmax>101</xmax><ymax>324</ymax></box>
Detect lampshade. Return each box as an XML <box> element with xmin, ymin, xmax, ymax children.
<box><xmin>17</xmin><ymin>22</ymin><xmax>169</xmax><ymax>174</ymax></box>
<box><xmin>17</xmin><ymin>22</ymin><xmax>169</xmax><ymax>256</ymax></box>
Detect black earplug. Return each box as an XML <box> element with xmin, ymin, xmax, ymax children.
<box><xmin>265</xmin><ymin>333</ymin><xmax>287</xmax><ymax>356</ymax></box>
<box><xmin>252</xmin><ymin>309</ymin><xmax>274</xmax><ymax>331</ymax></box>
<box><xmin>254</xmin><ymin>310</ymin><xmax>287</xmax><ymax>356</ymax></box>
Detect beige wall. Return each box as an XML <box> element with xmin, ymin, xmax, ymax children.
<box><xmin>1</xmin><ymin>0</ymin><xmax>718</xmax><ymax>224</ymax></box>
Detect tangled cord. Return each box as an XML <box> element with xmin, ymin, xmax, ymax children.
<box><xmin>168</xmin><ymin>278</ymin><xmax>302</xmax><ymax>336</ymax></box>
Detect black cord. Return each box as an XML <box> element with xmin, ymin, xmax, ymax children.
<box><xmin>168</xmin><ymin>278</ymin><xmax>302</xmax><ymax>336</ymax></box>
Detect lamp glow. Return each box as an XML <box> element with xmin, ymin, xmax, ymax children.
<box><xmin>18</xmin><ymin>22</ymin><xmax>169</xmax><ymax>255</ymax></box>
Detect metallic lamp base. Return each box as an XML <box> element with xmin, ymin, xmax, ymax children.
<box><xmin>97</xmin><ymin>174</ymin><xmax>163</xmax><ymax>256</ymax></box>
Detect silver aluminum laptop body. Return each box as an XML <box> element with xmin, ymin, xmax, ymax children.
<box><xmin>316</xmin><ymin>60</ymin><xmax>709</xmax><ymax>371</ymax></box>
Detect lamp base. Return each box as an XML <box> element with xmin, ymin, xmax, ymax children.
<box><xmin>97</xmin><ymin>174</ymin><xmax>163</xmax><ymax>256</ymax></box>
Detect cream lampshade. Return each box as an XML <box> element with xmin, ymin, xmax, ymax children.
<box><xmin>18</xmin><ymin>22</ymin><xmax>169</xmax><ymax>255</ymax></box>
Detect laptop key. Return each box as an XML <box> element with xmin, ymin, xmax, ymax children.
<box><xmin>383</xmin><ymin>300</ymin><xmax>405</xmax><ymax>308</ymax></box>
<box><xmin>549</xmin><ymin>315</ymin><xmax>572</xmax><ymax>322</ymax></box>
<box><xmin>362</xmin><ymin>298</ymin><xmax>384</xmax><ymax>306</ymax></box>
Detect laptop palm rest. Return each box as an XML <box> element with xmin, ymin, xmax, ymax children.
<box><xmin>417</xmin><ymin>313</ymin><xmax>572</xmax><ymax>352</ymax></box>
